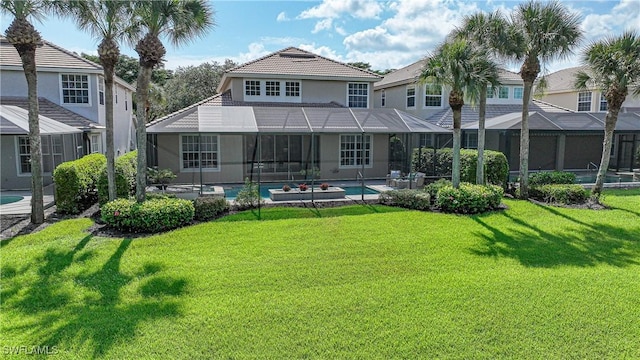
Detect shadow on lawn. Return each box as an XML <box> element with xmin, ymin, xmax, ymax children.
<box><xmin>220</xmin><ymin>203</ymin><xmax>404</xmax><ymax>222</ymax></box>
<box><xmin>470</xmin><ymin>208</ymin><xmax>640</xmax><ymax>268</ymax></box>
<box><xmin>7</xmin><ymin>236</ymin><xmax>187</xmax><ymax>357</ymax></box>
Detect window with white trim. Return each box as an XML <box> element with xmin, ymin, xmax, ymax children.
<box><xmin>90</xmin><ymin>134</ymin><xmax>102</xmax><ymax>154</ymax></box>
<box><xmin>16</xmin><ymin>135</ymin><xmax>64</xmax><ymax>174</ymax></box>
<box><xmin>18</xmin><ymin>136</ymin><xmax>31</xmax><ymax>174</ymax></box>
<box><xmin>266</xmin><ymin>81</ymin><xmax>280</xmax><ymax>96</ymax></box>
<box><xmin>340</xmin><ymin>134</ymin><xmax>371</xmax><ymax>168</ymax></box>
<box><xmin>245</xmin><ymin>80</ymin><xmax>260</xmax><ymax>96</ymax></box>
<box><xmin>578</xmin><ymin>91</ymin><xmax>592</xmax><ymax>111</ymax></box>
<box><xmin>498</xmin><ymin>86</ymin><xmax>509</xmax><ymax>99</ymax></box>
<box><xmin>98</xmin><ymin>77</ymin><xmax>105</xmax><ymax>105</ymax></box>
<box><xmin>487</xmin><ymin>86</ymin><xmax>495</xmax><ymax>98</ymax></box>
<box><xmin>42</xmin><ymin>136</ymin><xmax>52</xmax><ymax>173</ymax></box>
<box><xmin>52</xmin><ymin>135</ymin><xmax>63</xmax><ymax>168</ymax></box>
<box><xmin>406</xmin><ymin>86</ymin><xmax>416</xmax><ymax>108</ymax></box>
<box><xmin>513</xmin><ymin>87</ymin><xmax>524</xmax><ymax>99</ymax></box>
<box><xmin>285</xmin><ymin>81</ymin><xmax>300</xmax><ymax>97</ymax></box>
<box><xmin>181</xmin><ymin>134</ymin><xmax>219</xmax><ymax>171</ymax></box>
<box><xmin>381</xmin><ymin>90</ymin><xmax>386</xmax><ymax>107</ymax></box>
<box><xmin>61</xmin><ymin>74</ymin><xmax>90</xmax><ymax>104</ymax></box>
<box><xmin>347</xmin><ymin>83</ymin><xmax>368</xmax><ymax>108</ymax></box>
<box><xmin>424</xmin><ymin>84</ymin><xmax>442</xmax><ymax>107</ymax></box>
<box><xmin>599</xmin><ymin>93</ymin><xmax>608</xmax><ymax>112</ymax></box>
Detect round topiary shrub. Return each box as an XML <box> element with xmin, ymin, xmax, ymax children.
<box><xmin>101</xmin><ymin>197</ymin><xmax>194</xmax><ymax>233</ymax></box>
<box><xmin>436</xmin><ymin>183</ymin><xmax>503</xmax><ymax>214</ymax></box>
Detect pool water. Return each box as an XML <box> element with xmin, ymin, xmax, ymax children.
<box><xmin>223</xmin><ymin>184</ymin><xmax>379</xmax><ymax>199</ymax></box>
<box><xmin>574</xmin><ymin>174</ymin><xmax>634</xmax><ymax>183</ymax></box>
<box><xmin>0</xmin><ymin>195</ymin><xmax>24</xmax><ymax>205</ymax></box>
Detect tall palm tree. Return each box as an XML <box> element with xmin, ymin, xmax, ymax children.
<box><xmin>132</xmin><ymin>0</ymin><xmax>214</xmax><ymax>202</ymax></box>
<box><xmin>452</xmin><ymin>11</ymin><xmax>506</xmax><ymax>185</ymax></box>
<box><xmin>65</xmin><ymin>0</ymin><xmax>137</xmax><ymax>202</ymax></box>
<box><xmin>1</xmin><ymin>0</ymin><xmax>47</xmax><ymax>224</ymax></box>
<box><xmin>420</xmin><ymin>38</ymin><xmax>500</xmax><ymax>188</ymax></box>
<box><xmin>504</xmin><ymin>1</ymin><xmax>582</xmax><ymax>199</ymax></box>
<box><xmin>575</xmin><ymin>31</ymin><xmax>640</xmax><ymax>202</ymax></box>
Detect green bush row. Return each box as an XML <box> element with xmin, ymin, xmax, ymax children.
<box><xmin>423</xmin><ymin>179</ymin><xmax>452</xmax><ymax>202</ymax></box>
<box><xmin>97</xmin><ymin>150</ymin><xmax>137</xmax><ymax>205</ymax></box>
<box><xmin>529</xmin><ymin>171</ymin><xmax>576</xmax><ymax>186</ymax></box>
<box><xmin>411</xmin><ymin>148</ymin><xmax>509</xmax><ymax>187</ymax></box>
<box><xmin>379</xmin><ymin>189</ymin><xmax>431</xmax><ymax>211</ymax></box>
<box><xmin>53</xmin><ymin>153</ymin><xmax>106</xmax><ymax>214</ymax></box>
<box><xmin>101</xmin><ymin>197</ymin><xmax>194</xmax><ymax>233</ymax></box>
<box><xmin>194</xmin><ymin>196</ymin><xmax>229</xmax><ymax>221</ymax></box>
<box><xmin>529</xmin><ymin>184</ymin><xmax>587</xmax><ymax>204</ymax></box>
<box><xmin>436</xmin><ymin>183</ymin><xmax>504</xmax><ymax>214</ymax></box>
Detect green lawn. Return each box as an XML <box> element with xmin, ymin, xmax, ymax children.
<box><xmin>2</xmin><ymin>189</ymin><xmax>640</xmax><ymax>359</ymax></box>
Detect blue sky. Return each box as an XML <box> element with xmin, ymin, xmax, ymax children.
<box><xmin>2</xmin><ymin>0</ymin><xmax>638</xmax><ymax>73</ymax></box>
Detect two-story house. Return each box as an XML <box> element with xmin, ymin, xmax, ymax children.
<box><xmin>146</xmin><ymin>47</ymin><xmax>449</xmax><ymax>184</ymax></box>
<box><xmin>0</xmin><ymin>36</ymin><xmax>135</xmax><ymax>190</ymax></box>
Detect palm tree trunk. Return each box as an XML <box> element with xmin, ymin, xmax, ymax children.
<box><xmin>591</xmin><ymin>108</ymin><xmax>619</xmax><ymax>201</ymax></box>
<box><xmin>476</xmin><ymin>86</ymin><xmax>487</xmax><ymax>185</ymax></box>
<box><xmin>452</xmin><ymin>109</ymin><xmax>462</xmax><ymax>188</ymax></box>
<box><xmin>104</xmin><ymin>67</ymin><xmax>116</xmax><ymax>201</ymax></box>
<box><xmin>518</xmin><ymin>80</ymin><xmax>533</xmax><ymax>199</ymax></box>
<box><xmin>22</xmin><ymin>48</ymin><xmax>44</xmax><ymax>224</ymax></box>
<box><xmin>135</xmin><ymin>65</ymin><xmax>152</xmax><ymax>203</ymax></box>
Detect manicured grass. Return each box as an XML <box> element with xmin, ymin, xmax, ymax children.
<box><xmin>1</xmin><ymin>189</ymin><xmax>640</xmax><ymax>358</ymax></box>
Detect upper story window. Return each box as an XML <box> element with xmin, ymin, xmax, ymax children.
<box><xmin>347</xmin><ymin>83</ymin><xmax>368</xmax><ymax>108</ymax></box>
<box><xmin>245</xmin><ymin>80</ymin><xmax>261</xmax><ymax>96</ymax></box>
<box><xmin>487</xmin><ymin>86</ymin><xmax>495</xmax><ymax>98</ymax></box>
<box><xmin>498</xmin><ymin>87</ymin><xmax>509</xmax><ymax>99</ymax></box>
<box><xmin>513</xmin><ymin>87</ymin><xmax>524</xmax><ymax>99</ymax></box>
<box><xmin>61</xmin><ymin>74</ymin><xmax>90</xmax><ymax>104</ymax></box>
<box><xmin>98</xmin><ymin>77</ymin><xmax>105</xmax><ymax>105</ymax></box>
<box><xmin>424</xmin><ymin>84</ymin><xmax>442</xmax><ymax>107</ymax></box>
<box><xmin>578</xmin><ymin>91</ymin><xmax>592</xmax><ymax>112</ymax></box>
<box><xmin>406</xmin><ymin>86</ymin><xmax>416</xmax><ymax>108</ymax></box>
<box><xmin>266</xmin><ymin>81</ymin><xmax>280</xmax><ymax>96</ymax></box>
<box><xmin>285</xmin><ymin>81</ymin><xmax>300</xmax><ymax>97</ymax></box>
<box><xmin>381</xmin><ymin>90</ymin><xmax>386</xmax><ymax>107</ymax></box>
<box><xmin>599</xmin><ymin>93</ymin><xmax>608</xmax><ymax>112</ymax></box>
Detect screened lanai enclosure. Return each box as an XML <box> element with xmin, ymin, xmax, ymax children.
<box><xmin>146</xmin><ymin>106</ymin><xmax>450</xmax><ymax>199</ymax></box>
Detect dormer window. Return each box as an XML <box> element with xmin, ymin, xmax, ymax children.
<box><xmin>406</xmin><ymin>86</ymin><xmax>416</xmax><ymax>108</ymax></box>
<box><xmin>578</xmin><ymin>91</ymin><xmax>592</xmax><ymax>112</ymax></box>
<box><xmin>424</xmin><ymin>84</ymin><xmax>442</xmax><ymax>107</ymax></box>
<box><xmin>61</xmin><ymin>74</ymin><xmax>90</xmax><ymax>104</ymax></box>
<box><xmin>266</xmin><ymin>81</ymin><xmax>280</xmax><ymax>96</ymax></box>
<box><xmin>245</xmin><ymin>80</ymin><xmax>261</xmax><ymax>96</ymax></box>
<box><xmin>285</xmin><ymin>81</ymin><xmax>300</xmax><ymax>97</ymax></box>
<box><xmin>347</xmin><ymin>83</ymin><xmax>369</xmax><ymax>108</ymax></box>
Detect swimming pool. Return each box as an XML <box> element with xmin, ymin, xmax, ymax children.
<box><xmin>574</xmin><ymin>174</ymin><xmax>635</xmax><ymax>184</ymax></box>
<box><xmin>0</xmin><ymin>195</ymin><xmax>24</xmax><ymax>205</ymax></box>
<box><xmin>223</xmin><ymin>184</ymin><xmax>379</xmax><ymax>199</ymax></box>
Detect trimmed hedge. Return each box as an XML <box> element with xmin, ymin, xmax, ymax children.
<box><xmin>54</xmin><ymin>153</ymin><xmax>106</xmax><ymax>214</ymax></box>
<box><xmin>436</xmin><ymin>183</ymin><xmax>503</xmax><ymax>214</ymax></box>
<box><xmin>412</xmin><ymin>148</ymin><xmax>509</xmax><ymax>187</ymax></box>
<box><xmin>529</xmin><ymin>184</ymin><xmax>587</xmax><ymax>204</ymax></box>
<box><xmin>194</xmin><ymin>196</ymin><xmax>229</xmax><ymax>221</ymax></box>
<box><xmin>101</xmin><ymin>197</ymin><xmax>194</xmax><ymax>233</ymax></box>
<box><xmin>379</xmin><ymin>189</ymin><xmax>431</xmax><ymax>211</ymax></box>
<box><xmin>424</xmin><ymin>179</ymin><xmax>452</xmax><ymax>202</ymax></box>
<box><xmin>97</xmin><ymin>150</ymin><xmax>137</xmax><ymax>205</ymax></box>
<box><xmin>529</xmin><ymin>171</ymin><xmax>576</xmax><ymax>186</ymax></box>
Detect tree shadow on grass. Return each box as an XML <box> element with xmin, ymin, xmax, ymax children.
<box><xmin>220</xmin><ymin>204</ymin><xmax>405</xmax><ymax>222</ymax></box>
<box><xmin>7</xmin><ymin>237</ymin><xmax>188</xmax><ymax>357</ymax></box>
<box><xmin>470</xmin><ymin>211</ymin><xmax>640</xmax><ymax>268</ymax></box>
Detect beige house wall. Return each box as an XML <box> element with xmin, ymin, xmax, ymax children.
<box><xmin>541</xmin><ymin>90</ymin><xmax>640</xmax><ymax>112</ymax></box>
<box><xmin>317</xmin><ymin>134</ymin><xmax>389</xmax><ymax>180</ymax></box>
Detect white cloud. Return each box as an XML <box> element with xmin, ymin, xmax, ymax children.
<box><xmin>335</xmin><ymin>26</ymin><xmax>347</xmax><ymax>36</ymax></box>
<box><xmin>312</xmin><ymin>18</ymin><xmax>334</xmax><ymax>34</ymax></box>
<box><xmin>276</xmin><ymin>11</ymin><xmax>289</xmax><ymax>22</ymax></box>
<box><xmin>298</xmin><ymin>0</ymin><xmax>383</xmax><ymax>20</ymax></box>
<box><xmin>580</xmin><ymin>0</ymin><xmax>640</xmax><ymax>42</ymax></box>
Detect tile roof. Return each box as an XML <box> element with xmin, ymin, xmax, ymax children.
<box><xmin>1</xmin><ymin>105</ymin><xmax>82</xmax><ymax>135</ymax></box>
<box><xmin>542</xmin><ymin>66</ymin><xmax>590</xmax><ymax>93</ymax></box>
<box><xmin>0</xmin><ymin>97</ymin><xmax>101</xmax><ymax>131</ymax></box>
<box><xmin>224</xmin><ymin>47</ymin><xmax>382</xmax><ymax>80</ymax></box>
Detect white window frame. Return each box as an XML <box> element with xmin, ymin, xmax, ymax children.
<box><xmin>513</xmin><ymin>87</ymin><xmax>524</xmax><ymax>99</ymax></box>
<box><xmin>498</xmin><ymin>86</ymin><xmax>509</xmax><ymax>99</ymax></box>
<box><xmin>15</xmin><ymin>135</ymin><xmax>64</xmax><ymax>176</ymax></box>
<box><xmin>90</xmin><ymin>133</ymin><xmax>102</xmax><ymax>154</ymax></box>
<box><xmin>487</xmin><ymin>86</ymin><xmax>495</xmax><ymax>99</ymax></box>
<box><xmin>179</xmin><ymin>134</ymin><xmax>220</xmax><ymax>172</ymax></box>
<box><xmin>406</xmin><ymin>85</ymin><xmax>416</xmax><ymax>109</ymax></box>
<box><xmin>599</xmin><ymin>93</ymin><xmax>608</xmax><ymax>112</ymax></box>
<box><xmin>424</xmin><ymin>84</ymin><xmax>443</xmax><ymax>108</ymax></box>
<box><xmin>265</xmin><ymin>80</ymin><xmax>280</xmax><ymax>96</ymax></box>
<box><xmin>60</xmin><ymin>73</ymin><xmax>91</xmax><ymax>106</ymax></box>
<box><xmin>16</xmin><ymin>136</ymin><xmax>31</xmax><ymax>176</ymax></box>
<box><xmin>577</xmin><ymin>91</ymin><xmax>592</xmax><ymax>112</ymax></box>
<box><xmin>347</xmin><ymin>82</ymin><xmax>369</xmax><ymax>108</ymax></box>
<box><xmin>285</xmin><ymin>81</ymin><xmax>300</xmax><ymax>97</ymax></box>
<box><xmin>245</xmin><ymin>80</ymin><xmax>261</xmax><ymax>96</ymax></box>
<box><xmin>98</xmin><ymin>76</ymin><xmax>105</xmax><ymax>106</ymax></box>
<box><xmin>339</xmin><ymin>134</ymin><xmax>372</xmax><ymax>169</ymax></box>
<box><xmin>381</xmin><ymin>90</ymin><xmax>386</xmax><ymax>107</ymax></box>
<box><xmin>244</xmin><ymin>79</ymin><xmax>302</xmax><ymax>102</ymax></box>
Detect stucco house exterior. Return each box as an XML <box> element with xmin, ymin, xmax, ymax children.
<box><xmin>0</xmin><ymin>36</ymin><xmax>136</xmax><ymax>190</ymax></box>
<box><xmin>146</xmin><ymin>47</ymin><xmax>449</xmax><ymax>184</ymax></box>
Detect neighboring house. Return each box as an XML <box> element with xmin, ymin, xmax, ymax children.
<box><xmin>0</xmin><ymin>36</ymin><xmax>135</xmax><ymax>190</ymax></box>
<box><xmin>146</xmin><ymin>47</ymin><xmax>449</xmax><ymax>184</ymax></box>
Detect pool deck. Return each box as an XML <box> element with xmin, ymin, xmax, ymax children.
<box><xmin>0</xmin><ymin>187</ymin><xmax>55</xmax><ymax>215</ymax></box>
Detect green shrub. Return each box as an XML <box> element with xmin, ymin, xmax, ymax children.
<box><xmin>529</xmin><ymin>184</ymin><xmax>587</xmax><ymax>204</ymax></box>
<box><xmin>424</xmin><ymin>179</ymin><xmax>452</xmax><ymax>202</ymax></box>
<box><xmin>380</xmin><ymin>189</ymin><xmax>431</xmax><ymax>211</ymax></box>
<box><xmin>436</xmin><ymin>183</ymin><xmax>503</xmax><ymax>214</ymax></box>
<box><xmin>97</xmin><ymin>150</ymin><xmax>137</xmax><ymax>205</ymax></box>
<box><xmin>194</xmin><ymin>196</ymin><xmax>229</xmax><ymax>221</ymax></box>
<box><xmin>101</xmin><ymin>197</ymin><xmax>194</xmax><ymax>233</ymax></box>
<box><xmin>412</xmin><ymin>148</ymin><xmax>508</xmax><ymax>187</ymax></box>
<box><xmin>146</xmin><ymin>192</ymin><xmax>177</xmax><ymax>200</ymax></box>
<box><xmin>235</xmin><ymin>178</ymin><xmax>264</xmax><ymax>209</ymax></box>
<box><xmin>54</xmin><ymin>153</ymin><xmax>106</xmax><ymax>214</ymax></box>
<box><xmin>529</xmin><ymin>171</ymin><xmax>576</xmax><ymax>186</ymax></box>
<box><xmin>147</xmin><ymin>167</ymin><xmax>176</xmax><ymax>189</ymax></box>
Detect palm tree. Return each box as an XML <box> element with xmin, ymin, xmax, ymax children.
<box><xmin>575</xmin><ymin>31</ymin><xmax>640</xmax><ymax>202</ymax></box>
<box><xmin>132</xmin><ymin>0</ymin><xmax>214</xmax><ymax>202</ymax></box>
<box><xmin>504</xmin><ymin>1</ymin><xmax>582</xmax><ymax>199</ymax></box>
<box><xmin>1</xmin><ymin>0</ymin><xmax>48</xmax><ymax>224</ymax></box>
<box><xmin>65</xmin><ymin>0</ymin><xmax>137</xmax><ymax>202</ymax></box>
<box><xmin>420</xmin><ymin>38</ymin><xmax>499</xmax><ymax>188</ymax></box>
<box><xmin>452</xmin><ymin>11</ymin><xmax>506</xmax><ymax>185</ymax></box>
